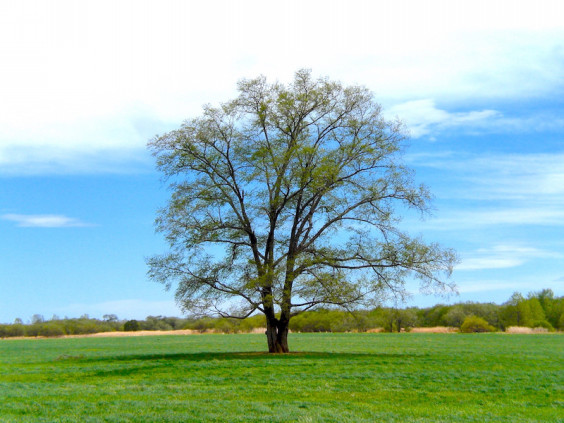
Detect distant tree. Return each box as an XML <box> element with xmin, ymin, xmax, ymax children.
<box><xmin>7</xmin><ymin>322</ymin><xmax>25</xmax><ymax>337</ymax></box>
<box><xmin>148</xmin><ymin>69</ymin><xmax>457</xmax><ymax>353</ymax></box>
<box><xmin>238</xmin><ymin>314</ymin><xmax>266</xmax><ymax>332</ymax></box>
<box><xmin>460</xmin><ymin>315</ymin><xmax>495</xmax><ymax>333</ymax></box>
<box><xmin>552</xmin><ymin>299</ymin><xmax>564</xmax><ymax>330</ymax></box>
<box><xmin>31</xmin><ymin>314</ymin><xmax>44</xmax><ymax>324</ymax></box>
<box><xmin>500</xmin><ymin>292</ymin><xmax>551</xmax><ymax>329</ymax></box>
<box><xmin>418</xmin><ymin>304</ymin><xmax>451</xmax><ymax>327</ymax></box>
<box><xmin>470</xmin><ymin>302</ymin><xmax>502</xmax><ymax>329</ymax></box>
<box><xmin>443</xmin><ymin>305</ymin><xmax>467</xmax><ymax>328</ymax></box>
<box><xmin>533</xmin><ymin>289</ymin><xmax>554</xmax><ymax>314</ymax></box>
<box><xmin>103</xmin><ymin>314</ymin><xmax>119</xmax><ymax>322</ymax></box>
<box><xmin>443</xmin><ymin>302</ymin><xmax>501</xmax><ymax>329</ymax></box>
<box><xmin>379</xmin><ymin>307</ymin><xmax>419</xmax><ymax>332</ymax></box>
<box><xmin>525</xmin><ymin>297</ymin><xmax>546</xmax><ymax>327</ymax></box>
<box><xmin>501</xmin><ymin>292</ymin><xmax>528</xmax><ymax>328</ymax></box>
<box><xmin>124</xmin><ymin>320</ymin><xmax>140</xmax><ymax>332</ymax></box>
<box><xmin>529</xmin><ymin>289</ymin><xmax>564</xmax><ymax>328</ymax></box>
<box><xmin>142</xmin><ymin>316</ymin><xmax>174</xmax><ymax>331</ymax></box>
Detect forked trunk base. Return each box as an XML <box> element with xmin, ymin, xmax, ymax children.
<box><xmin>266</xmin><ymin>322</ymin><xmax>289</xmax><ymax>353</ymax></box>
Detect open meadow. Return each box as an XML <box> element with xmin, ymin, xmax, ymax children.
<box><xmin>0</xmin><ymin>333</ymin><xmax>562</xmax><ymax>422</ymax></box>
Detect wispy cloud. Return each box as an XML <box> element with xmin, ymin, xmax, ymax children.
<box><xmin>0</xmin><ymin>145</ymin><xmax>153</xmax><ymax>176</ymax></box>
<box><xmin>425</xmin><ymin>207</ymin><xmax>564</xmax><ymax>230</ymax></box>
<box><xmin>463</xmin><ymin>154</ymin><xmax>564</xmax><ymax>200</ymax></box>
<box><xmin>455</xmin><ymin>277</ymin><xmax>564</xmax><ymax>297</ymax></box>
<box><xmin>411</xmin><ymin>152</ymin><xmax>564</xmax><ymax>195</ymax></box>
<box><xmin>387</xmin><ymin>100</ymin><xmax>564</xmax><ymax>139</ymax></box>
<box><xmin>455</xmin><ymin>280</ymin><xmax>537</xmax><ymax>294</ymax></box>
<box><xmin>406</xmin><ymin>151</ymin><xmax>564</xmax><ymax>230</ymax></box>
<box><xmin>456</xmin><ymin>244</ymin><xmax>562</xmax><ymax>271</ymax></box>
<box><xmin>0</xmin><ymin>109</ymin><xmax>168</xmax><ymax>175</ymax></box>
<box><xmin>387</xmin><ymin>99</ymin><xmax>501</xmax><ymax>138</ymax></box>
<box><xmin>1</xmin><ymin>1</ymin><xmax>563</xmax><ymax>175</ymax></box>
<box><xmin>1</xmin><ymin>214</ymin><xmax>91</xmax><ymax>228</ymax></box>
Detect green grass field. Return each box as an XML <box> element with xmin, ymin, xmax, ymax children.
<box><xmin>0</xmin><ymin>333</ymin><xmax>562</xmax><ymax>422</ymax></box>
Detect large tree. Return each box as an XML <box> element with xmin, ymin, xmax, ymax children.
<box><xmin>148</xmin><ymin>69</ymin><xmax>457</xmax><ymax>353</ymax></box>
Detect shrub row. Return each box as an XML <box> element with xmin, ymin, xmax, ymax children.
<box><xmin>0</xmin><ymin>315</ymin><xmax>190</xmax><ymax>338</ymax></box>
<box><xmin>2</xmin><ymin>289</ymin><xmax>562</xmax><ymax>338</ymax></box>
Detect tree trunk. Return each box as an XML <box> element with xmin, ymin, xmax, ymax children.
<box><xmin>266</xmin><ymin>318</ymin><xmax>289</xmax><ymax>353</ymax></box>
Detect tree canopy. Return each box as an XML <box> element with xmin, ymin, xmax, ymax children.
<box><xmin>147</xmin><ymin>69</ymin><xmax>457</xmax><ymax>352</ymax></box>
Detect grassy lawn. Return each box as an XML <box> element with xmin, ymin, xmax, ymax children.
<box><xmin>0</xmin><ymin>333</ymin><xmax>562</xmax><ymax>422</ymax></box>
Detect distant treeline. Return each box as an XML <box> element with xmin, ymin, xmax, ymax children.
<box><xmin>1</xmin><ymin>289</ymin><xmax>563</xmax><ymax>338</ymax></box>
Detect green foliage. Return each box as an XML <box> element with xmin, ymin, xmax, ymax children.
<box><xmin>460</xmin><ymin>315</ymin><xmax>496</xmax><ymax>333</ymax></box>
<box><xmin>0</xmin><ymin>316</ymin><xmax>118</xmax><ymax>338</ymax></box>
<box><xmin>184</xmin><ymin>316</ymin><xmax>216</xmax><ymax>332</ymax></box>
<box><xmin>1</xmin><ymin>290</ymin><xmax>562</xmax><ymax>339</ymax></box>
<box><xmin>442</xmin><ymin>302</ymin><xmax>500</xmax><ymax>328</ymax></box>
<box><xmin>141</xmin><ymin>315</ymin><xmax>173</xmax><ymax>331</ymax></box>
<box><xmin>7</xmin><ymin>323</ymin><xmax>25</xmax><ymax>337</ymax></box>
<box><xmin>370</xmin><ymin>307</ymin><xmax>419</xmax><ymax>332</ymax></box>
<box><xmin>417</xmin><ymin>304</ymin><xmax>450</xmax><ymax>327</ymax></box>
<box><xmin>31</xmin><ymin>314</ymin><xmax>44</xmax><ymax>324</ymax></box>
<box><xmin>290</xmin><ymin>311</ymin><xmax>332</xmax><ymax>332</ymax></box>
<box><xmin>550</xmin><ymin>301</ymin><xmax>564</xmax><ymax>329</ymax></box>
<box><xmin>0</xmin><ymin>324</ymin><xmax>24</xmax><ymax>337</ymax></box>
<box><xmin>529</xmin><ymin>289</ymin><xmax>564</xmax><ymax>329</ymax></box>
<box><xmin>103</xmin><ymin>314</ymin><xmax>119</xmax><ymax>322</ymax></box>
<box><xmin>530</xmin><ymin>320</ymin><xmax>554</xmax><ymax>331</ymax></box>
<box><xmin>526</xmin><ymin>297</ymin><xmax>546</xmax><ymax>325</ymax></box>
<box><xmin>37</xmin><ymin>322</ymin><xmax>65</xmax><ymax>337</ymax></box>
<box><xmin>213</xmin><ymin>318</ymin><xmax>238</xmax><ymax>334</ymax></box>
<box><xmin>500</xmin><ymin>292</ymin><xmax>550</xmax><ymax>329</ymax></box>
<box><xmin>288</xmin><ymin>310</ymin><xmax>376</xmax><ymax>333</ymax></box>
<box><xmin>0</xmin><ymin>333</ymin><xmax>562</xmax><ymax>422</ymax></box>
<box><xmin>26</xmin><ymin>321</ymin><xmax>67</xmax><ymax>337</ymax></box>
<box><xmin>238</xmin><ymin>314</ymin><xmax>266</xmax><ymax>332</ymax></box>
<box><xmin>443</xmin><ymin>305</ymin><xmax>467</xmax><ymax>328</ymax></box>
<box><xmin>123</xmin><ymin>320</ymin><xmax>140</xmax><ymax>332</ymax></box>
<box><xmin>147</xmin><ymin>69</ymin><xmax>457</xmax><ymax>352</ymax></box>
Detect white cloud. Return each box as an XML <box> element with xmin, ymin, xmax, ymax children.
<box><xmin>386</xmin><ymin>100</ymin><xmax>501</xmax><ymax>138</ymax></box>
<box><xmin>0</xmin><ymin>0</ymin><xmax>563</xmax><ymax>174</ymax></box>
<box><xmin>454</xmin><ymin>280</ymin><xmax>539</xmax><ymax>294</ymax></box>
<box><xmin>1</xmin><ymin>214</ymin><xmax>91</xmax><ymax>228</ymax></box>
<box><xmin>0</xmin><ymin>145</ymin><xmax>152</xmax><ymax>176</ymax></box>
<box><xmin>424</xmin><ymin>153</ymin><xmax>564</xmax><ymax>201</ymax></box>
<box><xmin>454</xmin><ymin>278</ymin><xmax>564</xmax><ymax>297</ymax></box>
<box><xmin>426</xmin><ymin>207</ymin><xmax>564</xmax><ymax>230</ymax></box>
<box><xmin>387</xmin><ymin>100</ymin><xmax>564</xmax><ymax>139</ymax></box>
<box><xmin>456</xmin><ymin>244</ymin><xmax>561</xmax><ymax>271</ymax></box>
<box><xmin>464</xmin><ymin>154</ymin><xmax>564</xmax><ymax>199</ymax></box>
<box><xmin>406</xmin><ymin>152</ymin><xmax>564</xmax><ymax>230</ymax></box>
<box><xmin>457</xmin><ymin>257</ymin><xmax>524</xmax><ymax>271</ymax></box>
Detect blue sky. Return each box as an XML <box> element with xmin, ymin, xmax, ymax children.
<box><xmin>1</xmin><ymin>0</ymin><xmax>563</xmax><ymax>322</ymax></box>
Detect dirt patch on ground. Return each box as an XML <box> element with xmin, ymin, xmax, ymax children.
<box><xmin>13</xmin><ymin>326</ymin><xmax>559</xmax><ymax>340</ymax></box>
<box><xmin>2</xmin><ymin>328</ymin><xmax>271</xmax><ymax>340</ymax></box>
<box><xmin>64</xmin><ymin>329</ymin><xmax>200</xmax><ymax>338</ymax></box>
<box><xmin>2</xmin><ymin>330</ymin><xmax>200</xmax><ymax>340</ymax></box>
<box><xmin>505</xmin><ymin>326</ymin><xmax>549</xmax><ymax>334</ymax></box>
<box><xmin>410</xmin><ymin>326</ymin><xmax>459</xmax><ymax>333</ymax></box>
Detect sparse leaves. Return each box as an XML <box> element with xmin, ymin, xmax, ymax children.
<box><xmin>148</xmin><ymin>69</ymin><xmax>457</xmax><ymax>352</ymax></box>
